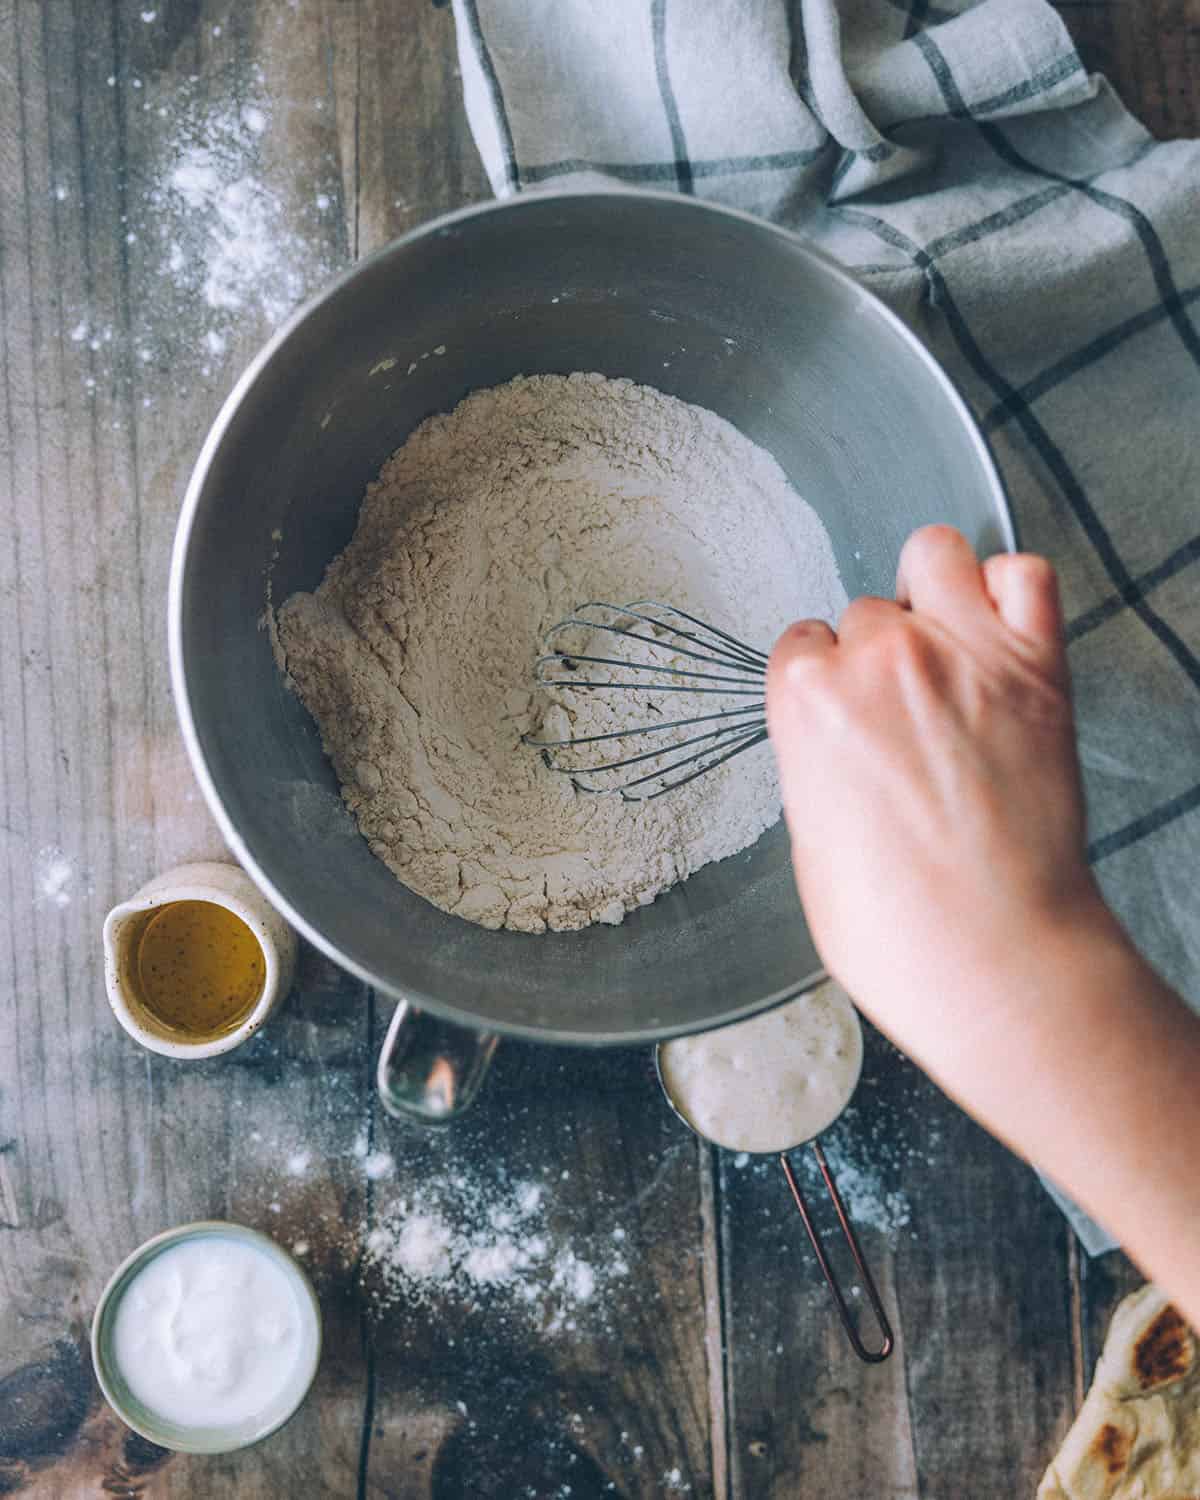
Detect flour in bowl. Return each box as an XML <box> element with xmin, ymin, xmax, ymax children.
<box><xmin>275</xmin><ymin>373</ymin><xmax>845</xmax><ymax>932</ymax></box>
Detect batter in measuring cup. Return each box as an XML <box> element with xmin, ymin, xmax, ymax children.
<box><xmin>660</xmin><ymin>982</ymin><xmax>863</xmax><ymax>1153</ymax></box>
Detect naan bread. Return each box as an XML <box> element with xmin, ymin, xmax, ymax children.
<box><xmin>1038</xmin><ymin>1284</ymin><xmax>1199</xmax><ymax>1499</ymax></box>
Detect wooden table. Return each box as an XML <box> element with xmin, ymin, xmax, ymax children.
<box><xmin>2</xmin><ymin>3</ymin><xmax>1195</xmax><ymax>1495</ymax></box>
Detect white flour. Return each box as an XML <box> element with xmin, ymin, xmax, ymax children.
<box><xmin>148</xmin><ymin>78</ymin><xmax>340</xmax><ymax>348</ymax></box>
<box><xmin>35</xmin><ymin>848</ymin><xmax>74</xmax><ymax>909</ymax></box>
<box><xmin>363</xmin><ymin>1166</ymin><xmax>629</xmax><ymax>1334</ymax></box>
<box><xmin>163</xmin><ymin>99</ymin><xmax>315</xmax><ymax>327</ymax></box>
<box><xmin>277</xmin><ymin>373</ymin><xmax>846</xmax><ymax>932</ymax></box>
<box><xmin>733</xmin><ymin>1090</ymin><xmax>923</xmax><ymax>1242</ymax></box>
<box><xmin>68</xmin><ymin>73</ymin><xmax>335</xmax><ymax>401</ymax></box>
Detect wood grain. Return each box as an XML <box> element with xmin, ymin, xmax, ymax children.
<box><xmin>721</xmin><ymin>1029</ymin><xmax>1078</xmax><ymax>1500</ymax></box>
<box><xmin>0</xmin><ymin>0</ymin><xmax>369</xmax><ymax>1493</ymax></box>
<box><xmin>1054</xmin><ymin>0</ymin><xmax>1200</xmax><ymax>139</ymax></box>
<box><xmin>0</xmin><ymin>0</ymin><xmax>1192</xmax><ymax>1494</ymax></box>
<box><xmin>362</xmin><ymin>1043</ymin><xmax>717</xmax><ymax>1499</ymax></box>
<box><xmin>1</xmin><ymin>7</ymin><xmax>716</xmax><ymax>1496</ymax></box>
<box><xmin>357</xmin><ymin>0</ymin><xmax>488</xmax><ymax>253</ymax></box>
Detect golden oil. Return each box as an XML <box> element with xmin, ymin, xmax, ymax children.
<box><xmin>135</xmin><ymin>900</ymin><xmax>265</xmax><ymax>1040</ymax></box>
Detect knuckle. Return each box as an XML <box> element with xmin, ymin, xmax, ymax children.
<box><xmin>840</xmin><ymin>596</ymin><xmax>890</xmax><ymax>629</ymax></box>
<box><xmin>781</xmin><ymin>620</ymin><xmax>831</xmax><ymax>650</ymax></box>
<box><xmin>767</xmin><ymin>646</ymin><xmax>828</xmax><ymax>700</ymax></box>
<box><xmin>880</xmin><ymin>621</ymin><xmax>930</xmax><ymax>673</ymax></box>
<box><xmin>845</xmin><ymin>618</ymin><xmax>908</xmax><ymax>680</ymax></box>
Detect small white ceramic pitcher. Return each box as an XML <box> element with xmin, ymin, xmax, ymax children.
<box><xmin>103</xmin><ymin>861</ymin><xmax>297</xmax><ymax>1059</ymax></box>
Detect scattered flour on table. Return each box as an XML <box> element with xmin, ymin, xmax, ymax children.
<box><xmin>239</xmin><ymin>1112</ymin><xmax>632</xmax><ymax>1333</ymax></box>
<box><xmin>803</xmin><ymin>1131</ymin><xmax>913</xmax><ymax>1236</ymax></box>
<box><xmin>64</xmin><ymin>71</ymin><xmax>337</xmax><ymax>399</ymax></box>
<box><xmin>362</xmin><ymin>1149</ymin><xmax>395</xmax><ymax>1181</ymax></box>
<box><xmin>363</xmin><ymin>1165</ymin><xmax>630</xmax><ymax>1334</ymax></box>
<box><xmin>732</xmin><ymin>1065</ymin><xmax>944</xmax><ymax>1244</ymax></box>
<box><xmin>735</xmin><ymin>1128</ymin><xmax>914</xmax><ymax>1241</ymax></box>
<box><xmin>162</xmin><ymin>94</ymin><xmax>321</xmax><ymax>327</ymax></box>
<box><xmin>235</xmin><ymin>1041</ymin><xmax>940</xmax><ymax>1351</ymax></box>
<box><xmin>276</xmin><ymin>373</ymin><xmax>847</xmax><ymax>933</ymax></box>
<box><xmin>35</xmin><ymin>848</ymin><xmax>74</xmax><ymax>909</ymax></box>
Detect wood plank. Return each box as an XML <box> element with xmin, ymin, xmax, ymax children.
<box><xmin>721</xmin><ymin>1026</ymin><xmax>1078</xmax><ymax>1499</ymax></box>
<box><xmin>361</xmin><ymin>1038</ymin><xmax>718</xmax><ymax>1499</ymax></box>
<box><xmin>1052</xmin><ymin>0</ymin><xmax>1200</xmax><ymax>139</ymax></box>
<box><xmin>2</xmin><ymin>5</ymin><xmax>718</xmax><ymax>1497</ymax></box>
<box><xmin>896</xmin><ymin>1088</ymin><xmax>1078</xmax><ymax>1499</ymax></box>
<box><xmin>721</xmin><ymin>1024</ymin><xmax>917</xmax><ymax>1500</ymax></box>
<box><xmin>2</xmin><ymin>0</ymin><xmax>1191</xmax><ymax>1494</ymax></box>
<box><xmin>0</xmin><ymin>1</ymin><xmax>371</xmax><ymax>1493</ymax></box>
<box><xmin>351</xmin><ymin>10</ymin><xmax>718</xmax><ymax>1494</ymax></box>
<box><xmin>357</xmin><ymin>0</ymin><xmax>488</xmax><ymax>252</ymax></box>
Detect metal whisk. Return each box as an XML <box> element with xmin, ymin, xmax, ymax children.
<box><xmin>523</xmin><ymin>600</ymin><xmax>769</xmax><ymax>801</ymax></box>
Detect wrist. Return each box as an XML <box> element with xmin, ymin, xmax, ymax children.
<box><xmin>865</xmin><ymin>885</ymin><xmax>1136</xmax><ymax>1107</ymax></box>
<box><xmin>903</xmin><ymin>893</ymin><xmax>1183</xmax><ymax>1169</ymax></box>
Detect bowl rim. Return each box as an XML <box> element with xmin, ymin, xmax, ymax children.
<box><xmin>168</xmin><ymin>188</ymin><xmax>1015</xmax><ymax>1046</ymax></box>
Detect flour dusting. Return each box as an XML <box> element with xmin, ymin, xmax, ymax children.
<box><xmin>362</xmin><ymin>1149</ymin><xmax>395</xmax><ymax>1181</ymax></box>
<box><xmin>276</xmin><ymin>373</ymin><xmax>846</xmax><ymax>932</ymax></box>
<box><xmin>364</xmin><ymin>1164</ymin><xmax>630</xmax><ymax>1334</ymax></box>
<box><xmin>65</xmin><ymin>71</ymin><xmax>337</xmax><ymax>398</ymax></box>
<box><xmin>800</xmin><ymin>1132</ymin><xmax>913</xmax><ymax>1236</ymax></box>
<box><xmin>162</xmin><ymin>97</ymin><xmax>319</xmax><ymax>327</ymax></box>
<box><xmin>36</xmin><ymin>848</ymin><xmax>73</xmax><ymax>909</ymax></box>
<box><xmin>726</xmin><ymin>1049</ymin><xmax>942</xmax><ymax>1245</ymax></box>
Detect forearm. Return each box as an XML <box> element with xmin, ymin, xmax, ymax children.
<box><xmin>871</xmin><ymin>909</ymin><xmax>1200</xmax><ymax>1327</ymax></box>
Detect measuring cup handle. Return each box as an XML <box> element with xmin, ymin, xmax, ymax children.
<box><xmin>376</xmin><ymin>999</ymin><xmax>499</xmax><ymax>1123</ymax></box>
<box><xmin>779</xmin><ymin>1142</ymin><xmax>895</xmax><ymax>1363</ymax></box>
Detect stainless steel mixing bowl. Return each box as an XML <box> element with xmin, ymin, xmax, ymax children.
<box><xmin>170</xmin><ymin>190</ymin><xmax>1012</xmax><ymax>1053</ymax></box>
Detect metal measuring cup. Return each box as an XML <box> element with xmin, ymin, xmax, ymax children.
<box><xmin>655</xmin><ymin>991</ymin><xmax>894</xmax><ymax>1364</ymax></box>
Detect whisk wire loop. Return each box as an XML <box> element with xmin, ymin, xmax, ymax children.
<box><xmin>579</xmin><ymin>726</ymin><xmax>769</xmax><ymax>799</ymax></box>
<box><xmin>526</xmin><ymin>702</ymin><xmax>766</xmax><ymax>751</ymax></box>
<box><xmin>525</xmin><ymin>600</ymin><xmax>773</xmax><ymax>801</ymax></box>
<box><xmin>621</xmin><ymin>599</ymin><xmax>770</xmax><ymax>667</ymax></box>
<box><xmin>546</xmin><ymin>601</ymin><xmax>767</xmax><ymax>673</ymax></box>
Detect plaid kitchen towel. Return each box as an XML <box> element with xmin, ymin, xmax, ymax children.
<box><xmin>449</xmin><ymin>0</ymin><xmax>1200</xmax><ymax>1256</ymax></box>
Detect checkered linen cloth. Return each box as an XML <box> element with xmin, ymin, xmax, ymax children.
<box><xmin>449</xmin><ymin>0</ymin><xmax>1200</xmax><ymax>1254</ymax></box>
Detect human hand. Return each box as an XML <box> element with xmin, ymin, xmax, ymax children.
<box><xmin>768</xmin><ymin>525</ymin><xmax>1200</xmax><ymax>1326</ymax></box>
<box><xmin>766</xmin><ymin>525</ymin><xmax>1112</xmax><ymax>1075</ymax></box>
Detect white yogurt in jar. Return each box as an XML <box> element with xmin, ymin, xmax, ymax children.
<box><xmin>659</xmin><ymin>982</ymin><xmax>863</xmax><ymax>1153</ymax></box>
<box><xmin>110</xmin><ymin>1233</ymin><xmax>312</xmax><ymax>1431</ymax></box>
